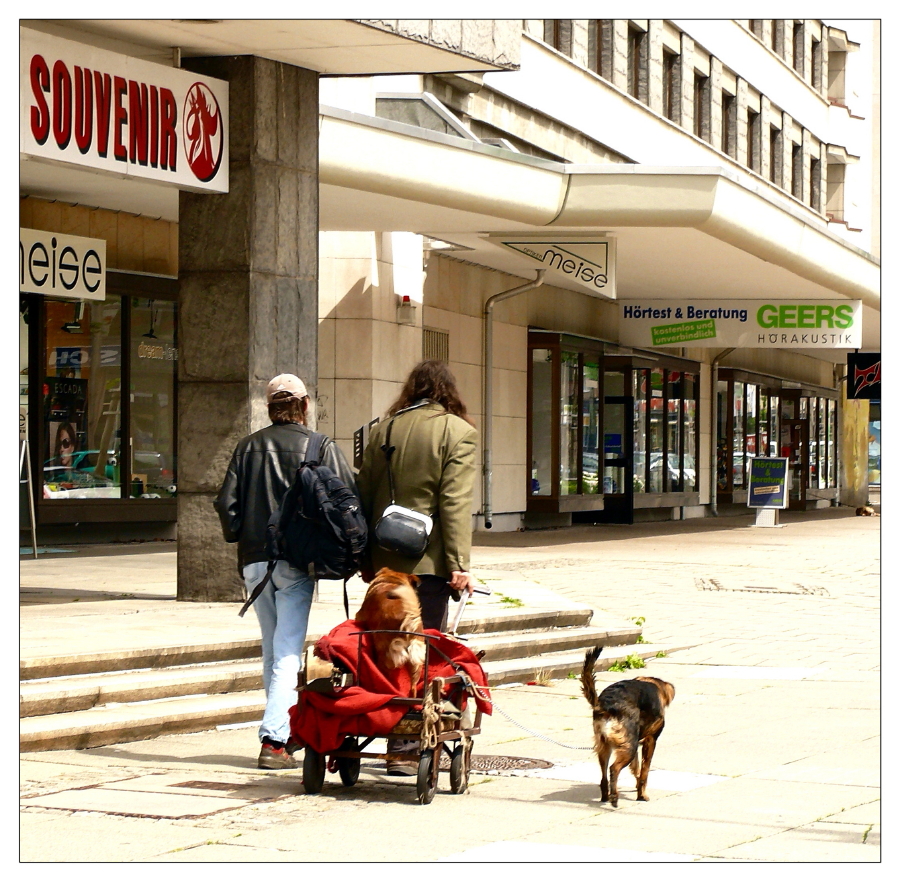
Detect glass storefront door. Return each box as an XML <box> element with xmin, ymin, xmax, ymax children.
<box><xmin>782</xmin><ymin>419</ymin><xmax>809</xmax><ymax>507</ymax></box>
<box><xmin>602</xmin><ymin>368</ymin><xmax>634</xmax><ymax>524</ymax></box>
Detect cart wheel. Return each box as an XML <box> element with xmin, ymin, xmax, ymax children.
<box><xmin>302</xmin><ymin>747</ymin><xmax>326</xmax><ymax>794</ymax></box>
<box><xmin>449</xmin><ymin>741</ymin><xmax>470</xmax><ymax>794</ymax></box>
<box><xmin>336</xmin><ymin>737</ymin><xmax>360</xmax><ymax>787</ymax></box>
<box><xmin>416</xmin><ymin>749</ymin><xmax>439</xmax><ymax>805</ymax></box>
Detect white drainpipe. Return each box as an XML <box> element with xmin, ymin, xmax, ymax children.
<box><xmin>482</xmin><ymin>270</ymin><xmax>546</xmax><ymax>529</ymax></box>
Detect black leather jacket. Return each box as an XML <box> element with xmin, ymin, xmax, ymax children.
<box><xmin>214</xmin><ymin>422</ymin><xmax>358</xmax><ymax>571</ymax></box>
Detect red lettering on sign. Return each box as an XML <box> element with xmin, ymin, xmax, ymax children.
<box><xmin>113</xmin><ymin>75</ymin><xmax>127</xmax><ymax>161</ymax></box>
<box><xmin>94</xmin><ymin>71</ymin><xmax>112</xmax><ymax>158</ymax></box>
<box><xmin>74</xmin><ymin>66</ymin><xmax>93</xmax><ymax>153</ymax></box>
<box><xmin>149</xmin><ymin>86</ymin><xmax>159</xmax><ymax>167</ymax></box>
<box><xmin>128</xmin><ymin>80</ymin><xmax>148</xmax><ymax>165</ymax></box>
<box><xmin>160</xmin><ymin>88</ymin><xmax>177</xmax><ymax>171</ymax></box>
<box><xmin>30</xmin><ymin>54</ymin><xmax>50</xmax><ymax>144</ymax></box>
<box><xmin>52</xmin><ymin>60</ymin><xmax>72</xmax><ymax>149</ymax></box>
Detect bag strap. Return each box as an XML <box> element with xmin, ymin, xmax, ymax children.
<box><xmin>238</xmin><ymin>559</ymin><xmax>276</xmax><ymax>617</ymax></box>
<box><xmin>380</xmin><ymin>401</ymin><xmax>430</xmax><ymax>505</ymax></box>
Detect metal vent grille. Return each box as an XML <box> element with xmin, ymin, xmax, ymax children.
<box><xmin>423</xmin><ymin>327</ymin><xmax>449</xmax><ymax>363</ymax></box>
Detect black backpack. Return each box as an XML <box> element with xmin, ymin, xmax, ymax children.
<box><xmin>238</xmin><ymin>432</ymin><xmax>367</xmax><ymax>619</ymax></box>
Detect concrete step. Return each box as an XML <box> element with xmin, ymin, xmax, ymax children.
<box><xmin>20</xmin><ymin>690</ymin><xmax>267</xmax><ymax>753</ymax></box>
<box><xmin>20</xmin><ymin>660</ymin><xmax>263</xmax><ymax>718</ymax></box>
<box><xmin>466</xmin><ymin>625</ymin><xmax>636</xmax><ymax>662</ymax></box>
<box><xmin>20</xmin><ymin>606</ymin><xmax>596</xmax><ymax>681</ymax></box>
<box><xmin>20</xmin><ymin>644</ymin><xmax>689</xmax><ymax>753</ymax></box>
<box><xmin>482</xmin><ymin>643</ymin><xmax>693</xmax><ymax>686</ymax></box>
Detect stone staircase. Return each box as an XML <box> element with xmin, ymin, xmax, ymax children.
<box><xmin>20</xmin><ymin>596</ymin><xmax>682</xmax><ymax>753</ymax></box>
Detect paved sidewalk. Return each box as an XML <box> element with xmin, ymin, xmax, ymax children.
<box><xmin>19</xmin><ymin>509</ymin><xmax>882</xmax><ymax>863</ymax></box>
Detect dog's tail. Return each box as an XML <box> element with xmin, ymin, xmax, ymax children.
<box><xmin>580</xmin><ymin>644</ymin><xmax>603</xmax><ymax>708</ymax></box>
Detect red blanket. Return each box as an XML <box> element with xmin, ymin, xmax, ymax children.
<box><xmin>289</xmin><ymin>619</ymin><xmax>492</xmax><ymax>754</ymax></box>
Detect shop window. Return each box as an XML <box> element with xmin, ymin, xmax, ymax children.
<box><xmin>30</xmin><ymin>277</ymin><xmax>178</xmax><ymax>519</ymax></box>
<box><xmin>648</xmin><ymin>369</ymin><xmax>665</xmax><ymax>492</ymax></box>
<box><xmin>530</xmin><ymin>347</ymin><xmax>553</xmax><ymax>497</ymax></box>
<box><xmin>583</xmin><ymin>360</ymin><xmax>602</xmax><ymax>494</ymax></box>
<box><xmin>732</xmin><ymin>381</ymin><xmax>745</xmax><ymax>487</ymax></box>
<box><xmin>130</xmin><ymin>298</ymin><xmax>177</xmax><ymax>498</ymax></box>
<box><xmin>817</xmin><ymin>397</ymin><xmax>827</xmax><ymax>489</ymax></box>
<box><xmin>634</xmin><ymin>369</ymin><xmax>649</xmax><ymax>493</ymax></box>
<box><xmin>560</xmin><ymin>352</ymin><xmax>580</xmax><ymax>495</ymax></box>
<box><xmin>42</xmin><ymin>298</ymin><xmax>123</xmax><ymax>500</ymax></box>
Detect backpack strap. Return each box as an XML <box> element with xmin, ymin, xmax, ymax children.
<box><xmin>238</xmin><ymin>559</ymin><xmax>276</xmax><ymax>617</ymax></box>
<box><xmin>304</xmin><ymin>431</ymin><xmax>327</xmax><ymax>465</ymax></box>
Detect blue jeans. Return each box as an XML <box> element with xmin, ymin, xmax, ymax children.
<box><xmin>243</xmin><ymin>561</ymin><xmax>315</xmax><ymax>745</ymax></box>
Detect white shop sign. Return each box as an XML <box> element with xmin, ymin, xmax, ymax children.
<box><xmin>20</xmin><ymin>228</ymin><xmax>106</xmax><ymax>300</ymax></box>
<box><xmin>20</xmin><ymin>27</ymin><xmax>229</xmax><ymax>193</ymax></box>
<box><xmin>494</xmin><ymin>237</ymin><xmax>617</xmax><ymax>299</ymax></box>
<box><xmin>618</xmin><ymin>300</ymin><xmax>862</xmax><ymax>349</ymax></box>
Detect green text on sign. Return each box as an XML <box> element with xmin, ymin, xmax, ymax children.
<box><xmin>651</xmin><ymin>319</ymin><xmax>717</xmax><ymax>346</ymax></box>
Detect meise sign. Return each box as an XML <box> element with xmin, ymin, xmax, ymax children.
<box><xmin>20</xmin><ymin>27</ymin><xmax>229</xmax><ymax>193</ymax></box>
<box><xmin>618</xmin><ymin>300</ymin><xmax>862</xmax><ymax>349</ymax></box>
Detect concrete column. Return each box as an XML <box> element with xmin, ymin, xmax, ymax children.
<box><xmin>177</xmin><ymin>56</ymin><xmax>319</xmax><ymax>602</ymax></box>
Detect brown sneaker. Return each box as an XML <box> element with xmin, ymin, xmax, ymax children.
<box><xmin>386</xmin><ymin>758</ymin><xmax>418</xmax><ymax>777</ymax></box>
<box><xmin>258</xmin><ymin>743</ymin><xmax>298</xmax><ymax>770</ymax></box>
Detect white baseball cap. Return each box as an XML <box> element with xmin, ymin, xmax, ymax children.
<box><xmin>266</xmin><ymin>374</ymin><xmax>308</xmax><ymax>403</ymax></box>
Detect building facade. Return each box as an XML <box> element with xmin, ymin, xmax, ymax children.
<box><xmin>19</xmin><ymin>20</ymin><xmax>879</xmax><ymax>601</ymax></box>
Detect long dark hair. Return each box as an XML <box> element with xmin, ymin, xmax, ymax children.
<box><xmin>388</xmin><ymin>360</ymin><xmax>473</xmax><ymax>425</ymax></box>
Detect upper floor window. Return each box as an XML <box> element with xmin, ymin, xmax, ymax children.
<box><xmin>544</xmin><ymin>20</ymin><xmax>573</xmax><ymax>57</ymax></box>
<box><xmin>769</xmin><ymin>126</ymin><xmax>782</xmax><ymax>185</ymax></box>
<box><xmin>809</xmin><ymin>156</ymin><xmax>822</xmax><ymax>212</ymax></box>
<box><xmin>693</xmin><ymin>71</ymin><xmax>710</xmax><ymax>141</ymax></box>
<box><xmin>826</xmin><ymin>162</ymin><xmax>846</xmax><ymax>221</ymax></box>
<box><xmin>722</xmin><ymin>91</ymin><xmax>736</xmax><ymax>157</ymax></box>
<box><xmin>747</xmin><ymin>108</ymin><xmax>761</xmax><ymax>172</ymax></box>
<box><xmin>588</xmin><ymin>19</ymin><xmax>614</xmax><ymax>80</ymax></box>
<box><xmin>662</xmin><ymin>49</ymin><xmax>680</xmax><ymax>122</ymax></box>
<box><xmin>792</xmin><ymin>21</ymin><xmax>805</xmax><ymax>76</ymax></box>
<box><xmin>627</xmin><ymin>24</ymin><xmax>647</xmax><ymax>102</ymax></box>
<box><xmin>791</xmin><ymin>143</ymin><xmax>803</xmax><ymax>199</ymax></box>
<box><xmin>828</xmin><ymin>50</ymin><xmax>847</xmax><ymax>103</ymax></box>
<box><xmin>811</xmin><ymin>37</ymin><xmax>823</xmax><ymax>91</ymax></box>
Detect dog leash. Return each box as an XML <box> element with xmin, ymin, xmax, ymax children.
<box><xmin>468</xmin><ymin>681</ymin><xmax>594</xmax><ymax>752</ymax></box>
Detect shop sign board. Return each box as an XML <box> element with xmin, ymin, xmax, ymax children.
<box><xmin>494</xmin><ymin>237</ymin><xmax>616</xmax><ymax>299</ymax></box>
<box><xmin>21</xmin><ymin>27</ymin><xmax>229</xmax><ymax>193</ymax></box>
<box><xmin>747</xmin><ymin>457</ymin><xmax>789</xmax><ymax>509</ymax></box>
<box><xmin>846</xmin><ymin>352</ymin><xmax>881</xmax><ymax>399</ymax></box>
<box><xmin>20</xmin><ymin>228</ymin><xmax>106</xmax><ymax>300</ymax></box>
<box><xmin>618</xmin><ymin>300</ymin><xmax>862</xmax><ymax>349</ymax></box>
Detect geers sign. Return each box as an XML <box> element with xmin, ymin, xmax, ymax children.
<box><xmin>20</xmin><ymin>27</ymin><xmax>229</xmax><ymax>193</ymax></box>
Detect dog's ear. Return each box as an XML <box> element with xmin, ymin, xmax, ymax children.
<box><xmin>407</xmin><ymin>574</ymin><xmax>421</xmax><ymax>588</ymax></box>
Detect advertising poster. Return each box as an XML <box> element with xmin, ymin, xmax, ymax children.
<box><xmin>747</xmin><ymin>457</ymin><xmax>789</xmax><ymax>509</ymax></box>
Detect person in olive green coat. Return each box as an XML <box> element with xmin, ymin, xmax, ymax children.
<box><xmin>356</xmin><ymin>360</ymin><xmax>478</xmax><ymax>632</ymax></box>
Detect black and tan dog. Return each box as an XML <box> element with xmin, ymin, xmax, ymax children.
<box><xmin>580</xmin><ymin>645</ymin><xmax>675</xmax><ymax>807</ymax></box>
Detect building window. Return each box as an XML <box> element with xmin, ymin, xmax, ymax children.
<box><xmin>792</xmin><ymin>21</ymin><xmax>805</xmax><ymax>76</ymax></box>
<box><xmin>810</xmin><ymin>156</ymin><xmax>821</xmax><ymax>211</ymax></box>
<box><xmin>588</xmin><ymin>20</ymin><xmax>614</xmax><ymax>80</ymax></box>
<box><xmin>750</xmin><ymin>20</ymin><xmax>764</xmax><ymax>39</ymax></box>
<box><xmin>828</xmin><ymin>50</ymin><xmax>847</xmax><ymax>103</ymax></box>
<box><xmin>791</xmin><ymin>143</ymin><xmax>803</xmax><ymax>198</ymax></box>
<box><xmin>544</xmin><ymin>19</ymin><xmax>573</xmax><ymax>57</ymax></box>
<box><xmin>769</xmin><ymin>126</ymin><xmax>782</xmax><ymax>185</ymax></box>
<box><xmin>722</xmin><ymin>91</ymin><xmax>736</xmax><ymax>156</ymax></box>
<box><xmin>826</xmin><ymin>161</ymin><xmax>845</xmax><ymax>221</ymax></box>
<box><xmin>662</xmin><ymin>49</ymin><xmax>680</xmax><ymax>122</ymax></box>
<box><xmin>811</xmin><ymin>37</ymin><xmax>823</xmax><ymax>91</ymax></box>
<box><xmin>627</xmin><ymin>24</ymin><xmax>647</xmax><ymax>102</ymax></box>
<box><xmin>772</xmin><ymin>20</ymin><xmax>784</xmax><ymax>56</ymax></box>
<box><xmin>747</xmin><ymin>108</ymin><xmax>761</xmax><ymax>172</ymax></box>
<box><xmin>693</xmin><ymin>71</ymin><xmax>710</xmax><ymax>140</ymax></box>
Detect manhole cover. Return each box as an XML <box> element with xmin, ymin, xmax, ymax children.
<box><xmin>695</xmin><ymin>577</ymin><xmax>828</xmax><ymax>596</ymax></box>
<box><xmin>438</xmin><ymin>755</ymin><xmax>553</xmax><ymax>772</ymax></box>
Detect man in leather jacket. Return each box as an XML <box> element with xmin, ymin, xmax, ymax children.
<box><xmin>215</xmin><ymin>374</ymin><xmax>357</xmax><ymax>770</ymax></box>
